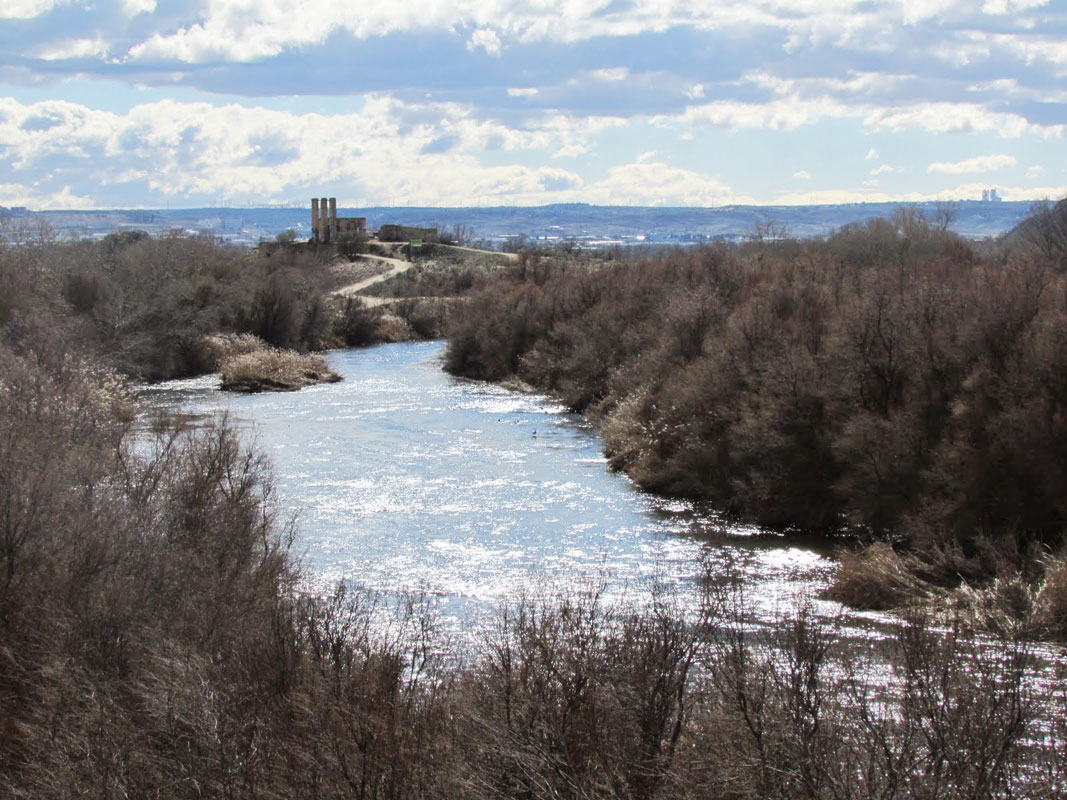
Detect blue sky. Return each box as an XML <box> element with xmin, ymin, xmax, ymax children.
<box><xmin>1</xmin><ymin>0</ymin><xmax>1065</xmax><ymax>209</ymax></box>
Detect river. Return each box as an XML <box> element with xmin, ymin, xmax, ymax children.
<box><xmin>143</xmin><ymin>341</ymin><xmax>851</xmax><ymax>633</ymax></box>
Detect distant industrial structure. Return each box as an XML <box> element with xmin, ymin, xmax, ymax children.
<box><xmin>982</xmin><ymin>188</ymin><xmax>1003</xmax><ymax>203</ymax></box>
<box><xmin>310</xmin><ymin>197</ymin><xmax>366</xmax><ymax>244</ymax></box>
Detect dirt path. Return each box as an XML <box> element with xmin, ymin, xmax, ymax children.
<box><xmin>332</xmin><ymin>254</ymin><xmax>412</xmax><ymax>298</ymax></box>
<box><xmin>435</xmin><ymin>244</ymin><xmax>520</xmax><ymax>262</ymax></box>
<box><xmin>331</xmin><ymin>243</ymin><xmax>515</xmax><ymax>300</ymax></box>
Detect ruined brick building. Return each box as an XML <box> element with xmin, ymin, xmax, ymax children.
<box><xmin>311</xmin><ymin>197</ymin><xmax>366</xmax><ymax>244</ymax></box>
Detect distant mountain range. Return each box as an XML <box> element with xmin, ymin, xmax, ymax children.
<box><xmin>0</xmin><ymin>201</ymin><xmax>1037</xmax><ymax>248</ymax></box>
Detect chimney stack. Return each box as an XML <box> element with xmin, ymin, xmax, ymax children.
<box><xmin>311</xmin><ymin>198</ymin><xmax>320</xmax><ymax>243</ymax></box>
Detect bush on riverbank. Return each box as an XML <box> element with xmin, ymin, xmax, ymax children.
<box><xmin>444</xmin><ymin>205</ymin><xmax>1067</xmax><ymax>597</ymax></box>
<box><xmin>0</xmin><ymin>222</ymin><xmax>342</xmax><ymax>381</ymax></box>
<box><xmin>219</xmin><ymin>345</ymin><xmax>340</xmax><ymax>392</ymax></box>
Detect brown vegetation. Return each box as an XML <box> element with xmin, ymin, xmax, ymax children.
<box><xmin>219</xmin><ymin>346</ymin><xmax>341</xmax><ymax>392</ymax></box>
<box><xmin>445</xmin><ymin>206</ymin><xmax>1067</xmax><ymax>598</ymax></box>
<box><xmin>4</xmin><ymin>213</ymin><xmax>1067</xmax><ymax>796</ymax></box>
<box><xmin>1</xmin><ymin>298</ymin><xmax>1065</xmax><ymax>795</ymax></box>
<box><xmin>0</xmin><ymin>220</ymin><xmax>475</xmax><ymax>389</ymax></box>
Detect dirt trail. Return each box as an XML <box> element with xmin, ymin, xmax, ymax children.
<box><xmin>435</xmin><ymin>244</ymin><xmax>520</xmax><ymax>262</ymax></box>
<box><xmin>331</xmin><ymin>243</ymin><xmax>515</xmax><ymax>300</ymax></box>
<box><xmin>332</xmin><ymin>254</ymin><xmax>412</xmax><ymax>298</ymax></box>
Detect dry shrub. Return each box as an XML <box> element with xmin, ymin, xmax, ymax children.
<box><xmin>445</xmin><ymin>206</ymin><xmax>1067</xmax><ymax>583</ymax></box>
<box><xmin>684</xmin><ymin>599</ymin><xmax>1042</xmax><ymax>800</ymax></box>
<box><xmin>458</xmin><ymin>585</ymin><xmax>702</xmax><ymax>800</ymax></box>
<box><xmin>329</xmin><ymin>259</ymin><xmax>390</xmax><ymax>287</ymax></box>
<box><xmin>1033</xmin><ymin>552</ymin><xmax>1067</xmax><ymax>639</ymax></box>
<box><xmin>373</xmin><ymin>312</ymin><xmax>414</xmax><ymax>342</ymax></box>
<box><xmin>219</xmin><ymin>347</ymin><xmax>340</xmax><ymax>392</ymax></box>
<box><xmin>197</xmin><ymin>332</ymin><xmax>266</xmax><ymax>369</ymax></box>
<box><xmin>949</xmin><ymin>574</ymin><xmax>1037</xmax><ymax>638</ymax></box>
<box><xmin>824</xmin><ymin>542</ymin><xmax>929</xmax><ymax>610</ymax></box>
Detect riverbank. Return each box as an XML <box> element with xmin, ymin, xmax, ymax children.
<box><xmin>443</xmin><ymin>208</ymin><xmax>1067</xmax><ymax>637</ymax></box>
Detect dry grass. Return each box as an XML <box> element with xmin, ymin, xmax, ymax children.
<box><xmin>372</xmin><ymin>312</ymin><xmax>415</xmax><ymax>342</ymax></box>
<box><xmin>219</xmin><ymin>346</ymin><xmax>340</xmax><ymax>392</ymax></box>
<box><xmin>328</xmin><ymin>258</ymin><xmax>391</xmax><ymax>288</ymax></box>
<box><xmin>198</xmin><ymin>332</ymin><xmax>266</xmax><ymax>369</ymax></box>
<box><xmin>824</xmin><ymin>542</ymin><xmax>932</xmax><ymax>610</ymax></box>
<box><xmin>1033</xmin><ymin>552</ymin><xmax>1067</xmax><ymax>639</ymax></box>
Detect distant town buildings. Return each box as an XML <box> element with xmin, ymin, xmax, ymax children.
<box><xmin>982</xmin><ymin>188</ymin><xmax>1002</xmax><ymax>203</ymax></box>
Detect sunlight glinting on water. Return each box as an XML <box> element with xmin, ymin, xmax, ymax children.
<box><xmin>141</xmin><ymin>341</ymin><xmax>845</xmax><ymax>632</ymax></box>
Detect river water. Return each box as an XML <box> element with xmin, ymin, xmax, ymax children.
<box><xmin>143</xmin><ymin>341</ymin><xmax>846</xmax><ymax>632</ymax></box>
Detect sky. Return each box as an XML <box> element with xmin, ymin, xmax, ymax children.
<box><xmin>1</xmin><ymin>0</ymin><xmax>1066</xmax><ymax>209</ymax></box>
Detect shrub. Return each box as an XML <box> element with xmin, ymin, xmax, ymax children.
<box><xmin>1033</xmin><ymin>552</ymin><xmax>1067</xmax><ymax>639</ymax></box>
<box><xmin>219</xmin><ymin>347</ymin><xmax>340</xmax><ymax>392</ymax></box>
<box><xmin>824</xmin><ymin>542</ymin><xmax>930</xmax><ymax>610</ymax></box>
<box><xmin>445</xmin><ymin>208</ymin><xmax>1067</xmax><ymax>587</ymax></box>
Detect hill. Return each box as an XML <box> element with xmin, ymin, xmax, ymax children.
<box><xmin>1</xmin><ymin>200</ymin><xmax>1035</xmax><ymax>248</ymax></box>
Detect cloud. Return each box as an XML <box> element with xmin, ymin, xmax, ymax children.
<box><xmin>586</xmin><ymin>161</ymin><xmax>740</xmax><ymax>206</ymax></box>
<box><xmin>870</xmin><ymin>164</ymin><xmax>894</xmax><ymax>175</ymax></box>
<box><xmin>793</xmin><ymin>170</ymin><xmax>811</xmax><ymax>180</ymax></box>
<box><xmin>2</xmin><ymin>0</ymin><xmax>1064</xmax><ymax>209</ymax></box>
<box><xmin>927</xmin><ymin>154</ymin><xmax>1018</xmax><ymax>173</ymax></box>
<box><xmin>37</xmin><ymin>37</ymin><xmax>109</xmax><ymax>61</ymax></box>
<box><xmin>0</xmin><ymin>96</ymin><xmax>623</xmax><ymax>207</ymax></box>
<box><xmin>592</xmin><ymin>67</ymin><xmax>629</xmax><ymax>82</ymax></box>
<box><xmin>552</xmin><ymin>142</ymin><xmax>588</xmax><ymax>158</ymax></box>
<box><xmin>123</xmin><ymin>0</ymin><xmax>156</xmax><ymax>14</ymax></box>
<box><xmin>467</xmin><ymin>28</ymin><xmax>502</xmax><ymax>57</ymax></box>
<box><xmin>663</xmin><ymin>95</ymin><xmax>1065</xmax><ymax>139</ymax></box>
<box><xmin>0</xmin><ymin>0</ymin><xmax>70</xmax><ymax>20</ymax></box>
<box><xmin>0</xmin><ymin>182</ymin><xmax>92</xmax><ymax>208</ymax></box>
<box><xmin>1026</xmin><ymin>164</ymin><xmax>1045</xmax><ymax>177</ymax></box>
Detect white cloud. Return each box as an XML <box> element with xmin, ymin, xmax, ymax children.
<box><xmin>793</xmin><ymin>170</ymin><xmax>811</xmax><ymax>180</ymax></box>
<box><xmin>553</xmin><ymin>142</ymin><xmax>588</xmax><ymax>158</ymax></box>
<box><xmin>666</xmin><ymin>95</ymin><xmax>1066</xmax><ymax>138</ymax></box>
<box><xmin>863</xmin><ymin>103</ymin><xmax>1062</xmax><ymax>137</ymax></box>
<box><xmin>666</xmin><ymin>96</ymin><xmax>852</xmax><ymax>131</ymax></box>
<box><xmin>870</xmin><ymin>164</ymin><xmax>894</xmax><ymax>175</ymax></box>
<box><xmin>3</xmin><ymin>0</ymin><xmax>1065</xmax><ymax>209</ymax></box>
<box><xmin>123</xmin><ymin>0</ymin><xmax>156</xmax><ymax>13</ymax></box>
<box><xmin>37</xmin><ymin>37</ymin><xmax>109</xmax><ymax>61</ymax></box>
<box><xmin>586</xmin><ymin>161</ymin><xmax>741</xmax><ymax>206</ymax></box>
<box><xmin>467</xmin><ymin>28</ymin><xmax>502</xmax><ymax>57</ymax></box>
<box><xmin>1026</xmin><ymin>165</ymin><xmax>1045</xmax><ymax>177</ymax></box>
<box><xmin>927</xmin><ymin>154</ymin><xmax>1018</xmax><ymax>174</ymax></box>
<box><xmin>0</xmin><ymin>96</ymin><xmax>624</xmax><ymax>207</ymax></box>
<box><xmin>0</xmin><ymin>0</ymin><xmax>71</xmax><ymax>20</ymax></box>
<box><xmin>592</xmin><ymin>67</ymin><xmax>629</xmax><ymax>81</ymax></box>
<box><xmin>981</xmin><ymin>0</ymin><xmax>1049</xmax><ymax>13</ymax></box>
<box><xmin>0</xmin><ymin>182</ymin><xmax>92</xmax><ymax>209</ymax></box>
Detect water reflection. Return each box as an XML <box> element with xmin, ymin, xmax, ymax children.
<box><xmin>141</xmin><ymin>341</ymin><xmax>844</xmax><ymax>631</ymax></box>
